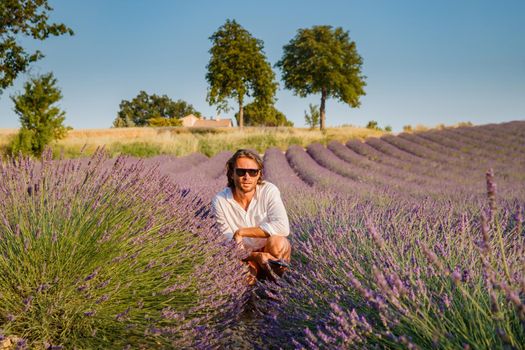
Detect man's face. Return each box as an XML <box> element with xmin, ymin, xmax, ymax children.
<box><xmin>233</xmin><ymin>156</ymin><xmax>261</xmax><ymax>194</ymax></box>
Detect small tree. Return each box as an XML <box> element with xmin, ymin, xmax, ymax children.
<box><xmin>304</xmin><ymin>104</ymin><xmax>320</xmax><ymax>129</ymax></box>
<box><xmin>113</xmin><ymin>91</ymin><xmax>199</xmax><ymax>127</ymax></box>
<box><xmin>0</xmin><ymin>0</ymin><xmax>73</xmax><ymax>95</ymax></box>
<box><xmin>206</xmin><ymin>19</ymin><xmax>277</xmax><ymax>129</ymax></box>
<box><xmin>10</xmin><ymin>73</ymin><xmax>70</xmax><ymax>156</ymax></box>
<box><xmin>147</xmin><ymin>117</ymin><xmax>182</xmax><ymax>127</ymax></box>
<box><xmin>234</xmin><ymin>102</ymin><xmax>293</xmax><ymax>127</ymax></box>
<box><xmin>366</xmin><ymin>120</ymin><xmax>381</xmax><ymax>130</ymax></box>
<box><xmin>276</xmin><ymin>25</ymin><xmax>366</xmax><ymax>130</ymax></box>
<box><xmin>403</xmin><ymin>125</ymin><xmax>413</xmax><ymax>132</ymax></box>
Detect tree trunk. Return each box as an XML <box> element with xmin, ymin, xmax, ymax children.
<box><xmin>320</xmin><ymin>88</ymin><xmax>326</xmax><ymax>130</ymax></box>
<box><xmin>239</xmin><ymin>100</ymin><xmax>244</xmax><ymax>129</ymax></box>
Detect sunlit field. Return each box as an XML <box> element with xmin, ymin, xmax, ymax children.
<box><xmin>1</xmin><ymin>121</ymin><xmax>524</xmax><ymax>348</ymax></box>
<box><xmin>1</xmin><ymin>126</ymin><xmax>385</xmax><ymax>158</ymax></box>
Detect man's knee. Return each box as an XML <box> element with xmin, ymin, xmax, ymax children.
<box><xmin>264</xmin><ymin>235</ymin><xmax>291</xmax><ymax>260</ymax></box>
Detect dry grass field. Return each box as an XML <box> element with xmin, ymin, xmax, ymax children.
<box><xmin>0</xmin><ymin>126</ymin><xmax>385</xmax><ymax>158</ymax></box>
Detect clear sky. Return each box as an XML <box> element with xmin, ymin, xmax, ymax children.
<box><xmin>0</xmin><ymin>0</ymin><xmax>524</xmax><ymax>130</ymax></box>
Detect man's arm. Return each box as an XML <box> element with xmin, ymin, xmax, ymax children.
<box><xmin>258</xmin><ymin>184</ymin><xmax>290</xmax><ymax>236</ymax></box>
<box><xmin>211</xmin><ymin>196</ymin><xmax>235</xmax><ymax>240</ymax></box>
<box><xmin>233</xmin><ymin>227</ymin><xmax>269</xmax><ymax>243</ymax></box>
<box><xmin>234</xmin><ymin>184</ymin><xmax>289</xmax><ymax>242</ymax></box>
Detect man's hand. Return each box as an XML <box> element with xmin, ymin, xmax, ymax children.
<box><xmin>255</xmin><ymin>251</ymin><xmax>272</xmax><ymax>267</ymax></box>
<box><xmin>233</xmin><ymin>229</ymin><xmax>243</xmax><ymax>244</ymax></box>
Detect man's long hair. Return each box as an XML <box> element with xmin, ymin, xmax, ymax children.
<box><xmin>226</xmin><ymin>149</ymin><xmax>264</xmax><ymax>190</ymax></box>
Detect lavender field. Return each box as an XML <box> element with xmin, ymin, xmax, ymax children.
<box><xmin>1</xmin><ymin>121</ymin><xmax>524</xmax><ymax>349</ymax></box>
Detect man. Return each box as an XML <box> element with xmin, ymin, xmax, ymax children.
<box><xmin>212</xmin><ymin>149</ymin><xmax>291</xmax><ymax>284</ymax></box>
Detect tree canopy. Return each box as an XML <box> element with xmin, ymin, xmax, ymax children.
<box><xmin>113</xmin><ymin>91</ymin><xmax>200</xmax><ymax>127</ymax></box>
<box><xmin>234</xmin><ymin>102</ymin><xmax>293</xmax><ymax>127</ymax></box>
<box><xmin>10</xmin><ymin>72</ymin><xmax>70</xmax><ymax>156</ymax></box>
<box><xmin>206</xmin><ymin>19</ymin><xmax>277</xmax><ymax>129</ymax></box>
<box><xmin>0</xmin><ymin>0</ymin><xmax>73</xmax><ymax>95</ymax></box>
<box><xmin>276</xmin><ymin>25</ymin><xmax>366</xmax><ymax>130</ymax></box>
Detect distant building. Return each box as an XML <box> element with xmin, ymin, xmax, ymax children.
<box><xmin>180</xmin><ymin>114</ymin><xmax>233</xmax><ymax>128</ymax></box>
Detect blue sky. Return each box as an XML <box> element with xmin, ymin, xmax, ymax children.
<box><xmin>0</xmin><ymin>0</ymin><xmax>524</xmax><ymax>130</ymax></box>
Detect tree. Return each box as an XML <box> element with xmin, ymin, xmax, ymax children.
<box><xmin>206</xmin><ymin>19</ymin><xmax>277</xmax><ymax>129</ymax></box>
<box><xmin>304</xmin><ymin>103</ymin><xmax>320</xmax><ymax>129</ymax></box>
<box><xmin>234</xmin><ymin>102</ymin><xmax>293</xmax><ymax>127</ymax></box>
<box><xmin>276</xmin><ymin>25</ymin><xmax>366</xmax><ymax>130</ymax></box>
<box><xmin>113</xmin><ymin>91</ymin><xmax>199</xmax><ymax>127</ymax></box>
<box><xmin>366</xmin><ymin>120</ymin><xmax>380</xmax><ymax>130</ymax></box>
<box><xmin>0</xmin><ymin>0</ymin><xmax>73</xmax><ymax>95</ymax></box>
<box><xmin>10</xmin><ymin>72</ymin><xmax>70</xmax><ymax>156</ymax></box>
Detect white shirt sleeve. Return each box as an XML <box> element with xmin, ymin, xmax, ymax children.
<box><xmin>258</xmin><ymin>184</ymin><xmax>290</xmax><ymax>237</ymax></box>
<box><xmin>211</xmin><ymin>195</ymin><xmax>234</xmax><ymax>240</ymax></box>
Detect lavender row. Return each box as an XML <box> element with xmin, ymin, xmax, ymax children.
<box><xmin>380</xmin><ymin>132</ymin><xmax>516</xmax><ymax>187</ymax></box>
<box><xmin>263</xmin><ymin>147</ymin><xmax>310</xmax><ymax>191</ymax></box>
<box><xmin>285</xmin><ymin>145</ymin><xmax>374</xmax><ymax>198</ymax></box>
<box><xmin>381</xmin><ymin>133</ymin><xmax>473</xmax><ymax>169</ymax></box>
<box><xmin>398</xmin><ymin>132</ymin><xmax>472</xmax><ymax>163</ymax></box>
<box><xmin>364</xmin><ymin>137</ymin><xmax>483</xmax><ymax>185</ymax></box>
<box><xmin>417</xmin><ymin>129</ymin><xmax>510</xmax><ymax>167</ymax></box>
<box><xmin>448</xmin><ymin>127</ymin><xmax>525</xmax><ymax>164</ymax></box>
<box><xmin>485</xmin><ymin>121</ymin><xmax>525</xmax><ymax>145</ymax></box>
<box><xmin>454</xmin><ymin>124</ymin><xmax>524</xmax><ymax>153</ymax></box>
<box><xmin>410</xmin><ymin>130</ymin><xmax>519</xmax><ymax>183</ymax></box>
<box><xmin>425</xmin><ymin>128</ymin><xmax>525</xmax><ymax>185</ymax></box>
<box><xmin>327</xmin><ymin>140</ymin><xmax>438</xmax><ymax>188</ymax></box>
<box><xmin>149</xmin><ymin>152</ymin><xmax>209</xmax><ymax>175</ymax></box>
<box><xmin>306</xmin><ymin>142</ymin><xmax>447</xmax><ymax>197</ymax></box>
<box><xmin>344</xmin><ymin>139</ymin><xmax>480</xmax><ymax>191</ymax></box>
<box><xmin>165</xmin><ymin>151</ymin><xmax>232</xmax><ymax>201</ymax></box>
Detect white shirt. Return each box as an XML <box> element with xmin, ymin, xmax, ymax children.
<box><xmin>211</xmin><ymin>181</ymin><xmax>290</xmax><ymax>250</ymax></box>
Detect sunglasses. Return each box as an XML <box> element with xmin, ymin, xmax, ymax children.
<box><xmin>235</xmin><ymin>168</ymin><xmax>260</xmax><ymax>177</ymax></box>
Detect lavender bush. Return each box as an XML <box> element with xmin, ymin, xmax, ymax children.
<box><xmin>0</xmin><ymin>150</ymin><xmax>248</xmax><ymax>348</ymax></box>
<box><xmin>256</xmin><ymin>173</ymin><xmax>524</xmax><ymax>349</ymax></box>
<box><xmin>253</xmin><ymin>122</ymin><xmax>525</xmax><ymax>349</ymax></box>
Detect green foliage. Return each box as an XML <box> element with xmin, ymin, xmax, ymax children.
<box><xmin>384</xmin><ymin>125</ymin><xmax>392</xmax><ymax>132</ymax></box>
<box><xmin>234</xmin><ymin>101</ymin><xmax>293</xmax><ymax>127</ymax></box>
<box><xmin>458</xmin><ymin>121</ymin><xmax>473</xmax><ymax>127</ymax></box>
<box><xmin>147</xmin><ymin>116</ymin><xmax>182</xmax><ymax>127</ymax></box>
<box><xmin>113</xmin><ymin>91</ymin><xmax>200</xmax><ymax>127</ymax></box>
<box><xmin>366</xmin><ymin>120</ymin><xmax>381</xmax><ymax>130</ymax></box>
<box><xmin>206</xmin><ymin>19</ymin><xmax>277</xmax><ymax>128</ymax></box>
<box><xmin>276</xmin><ymin>25</ymin><xmax>366</xmax><ymax>130</ymax></box>
<box><xmin>304</xmin><ymin>103</ymin><xmax>320</xmax><ymax>129</ymax></box>
<box><xmin>109</xmin><ymin>141</ymin><xmax>166</xmax><ymax>157</ymax></box>
<box><xmin>0</xmin><ymin>0</ymin><xmax>73</xmax><ymax>94</ymax></box>
<box><xmin>10</xmin><ymin>73</ymin><xmax>70</xmax><ymax>156</ymax></box>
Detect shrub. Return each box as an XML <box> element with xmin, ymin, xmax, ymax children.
<box><xmin>234</xmin><ymin>102</ymin><xmax>293</xmax><ymax>127</ymax></box>
<box><xmin>9</xmin><ymin>73</ymin><xmax>70</xmax><ymax>156</ymax></box>
<box><xmin>403</xmin><ymin>124</ymin><xmax>413</xmax><ymax>132</ymax></box>
<box><xmin>0</xmin><ymin>150</ymin><xmax>248</xmax><ymax>348</ymax></box>
<box><xmin>366</xmin><ymin>120</ymin><xmax>381</xmax><ymax>130</ymax></box>
<box><xmin>304</xmin><ymin>104</ymin><xmax>320</xmax><ymax>130</ymax></box>
<box><xmin>414</xmin><ymin>124</ymin><xmax>429</xmax><ymax>132</ymax></box>
<box><xmin>147</xmin><ymin>116</ymin><xmax>182</xmax><ymax>127</ymax></box>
